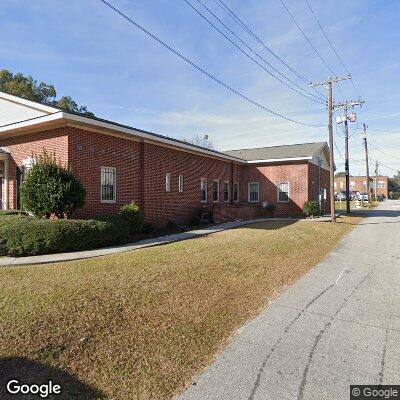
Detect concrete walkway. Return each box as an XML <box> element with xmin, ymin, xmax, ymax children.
<box><xmin>0</xmin><ymin>217</ymin><xmax>303</xmax><ymax>267</ymax></box>
<box><xmin>180</xmin><ymin>200</ymin><xmax>400</xmax><ymax>400</ymax></box>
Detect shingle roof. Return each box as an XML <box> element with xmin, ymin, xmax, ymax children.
<box><xmin>223</xmin><ymin>142</ymin><xmax>327</xmax><ymax>161</ymax></box>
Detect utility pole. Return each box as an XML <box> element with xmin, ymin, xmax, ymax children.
<box><xmin>311</xmin><ymin>75</ymin><xmax>352</xmax><ymax>223</ymax></box>
<box><xmin>375</xmin><ymin>161</ymin><xmax>379</xmax><ymax>200</ymax></box>
<box><xmin>336</xmin><ymin>99</ymin><xmax>365</xmax><ymax>213</ymax></box>
<box><xmin>362</xmin><ymin>124</ymin><xmax>370</xmax><ymax>202</ymax></box>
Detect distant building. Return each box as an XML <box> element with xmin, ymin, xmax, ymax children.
<box><xmin>334</xmin><ymin>175</ymin><xmax>389</xmax><ymax>198</ymax></box>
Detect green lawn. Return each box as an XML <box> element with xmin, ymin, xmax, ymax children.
<box><xmin>0</xmin><ymin>215</ymin><xmax>361</xmax><ymax>399</ymax></box>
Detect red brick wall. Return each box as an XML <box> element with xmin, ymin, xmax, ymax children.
<box><xmin>240</xmin><ymin>161</ymin><xmax>311</xmax><ymax>215</ymax></box>
<box><xmin>0</xmin><ymin>128</ymin><xmax>69</xmax><ymax>209</ymax></box>
<box><xmin>308</xmin><ymin>163</ymin><xmax>330</xmax><ymax>214</ymax></box>
<box><xmin>67</xmin><ymin>128</ymin><xmax>142</xmax><ymax>218</ymax></box>
<box><xmin>141</xmin><ymin>142</ymin><xmax>242</xmax><ymax>225</ymax></box>
<box><xmin>1</xmin><ymin>125</ymin><xmax>329</xmax><ymax>224</ymax></box>
<box><xmin>334</xmin><ymin>176</ymin><xmax>389</xmax><ymax>198</ymax></box>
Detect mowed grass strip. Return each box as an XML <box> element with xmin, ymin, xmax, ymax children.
<box><xmin>0</xmin><ymin>216</ymin><xmax>361</xmax><ymax>399</ymax></box>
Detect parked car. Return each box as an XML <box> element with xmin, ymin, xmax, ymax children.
<box><xmin>357</xmin><ymin>192</ymin><xmax>369</xmax><ymax>201</ymax></box>
<box><xmin>336</xmin><ymin>191</ymin><xmax>347</xmax><ymax>201</ymax></box>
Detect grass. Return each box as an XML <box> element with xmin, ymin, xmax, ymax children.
<box><xmin>0</xmin><ymin>215</ymin><xmax>362</xmax><ymax>399</ymax></box>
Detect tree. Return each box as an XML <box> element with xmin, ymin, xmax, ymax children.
<box><xmin>20</xmin><ymin>151</ymin><xmax>86</xmax><ymax>218</ymax></box>
<box><xmin>388</xmin><ymin>171</ymin><xmax>400</xmax><ymax>193</ymax></box>
<box><xmin>183</xmin><ymin>134</ymin><xmax>215</xmax><ymax>150</ymax></box>
<box><xmin>0</xmin><ymin>68</ymin><xmax>93</xmax><ymax>116</ymax></box>
<box><xmin>335</xmin><ymin>172</ymin><xmax>346</xmax><ymax>177</ymax></box>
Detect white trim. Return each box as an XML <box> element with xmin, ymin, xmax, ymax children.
<box><xmin>201</xmin><ymin>178</ymin><xmax>208</xmax><ymax>203</ymax></box>
<box><xmin>233</xmin><ymin>182</ymin><xmax>239</xmax><ymax>202</ymax></box>
<box><xmin>223</xmin><ymin>180</ymin><xmax>230</xmax><ymax>202</ymax></box>
<box><xmin>0</xmin><ymin>111</ymin><xmax>244</xmax><ymax>163</ymax></box>
<box><xmin>248</xmin><ymin>182</ymin><xmax>259</xmax><ymax>202</ymax></box>
<box><xmin>100</xmin><ymin>166</ymin><xmax>117</xmax><ymax>204</ymax></box>
<box><xmin>212</xmin><ymin>179</ymin><xmax>220</xmax><ymax>202</ymax></box>
<box><xmin>246</xmin><ymin>156</ymin><xmax>312</xmax><ymax>164</ymax></box>
<box><xmin>0</xmin><ymin>91</ymin><xmax>59</xmax><ymax>113</ymax></box>
<box><xmin>277</xmin><ymin>182</ymin><xmax>290</xmax><ymax>203</ymax></box>
<box><xmin>178</xmin><ymin>174</ymin><xmax>184</xmax><ymax>192</ymax></box>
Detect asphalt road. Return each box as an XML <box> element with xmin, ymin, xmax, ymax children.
<box><xmin>180</xmin><ymin>200</ymin><xmax>400</xmax><ymax>400</ymax></box>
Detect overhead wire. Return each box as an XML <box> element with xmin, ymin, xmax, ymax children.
<box><xmin>98</xmin><ymin>0</ymin><xmax>325</xmax><ymax>127</ymax></box>
<box><xmin>184</xmin><ymin>0</ymin><xmax>324</xmax><ymax>104</ymax></box>
<box><xmin>213</xmin><ymin>0</ymin><xmax>325</xmax><ymax>100</ymax></box>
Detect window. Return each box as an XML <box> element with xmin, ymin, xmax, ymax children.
<box><xmin>233</xmin><ymin>182</ymin><xmax>239</xmax><ymax>202</ymax></box>
<box><xmin>165</xmin><ymin>173</ymin><xmax>171</xmax><ymax>192</ymax></box>
<box><xmin>378</xmin><ymin>180</ymin><xmax>385</xmax><ymax>188</ymax></box>
<box><xmin>201</xmin><ymin>178</ymin><xmax>207</xmax><ymax>202</ymax></box>
<box><xmin>334</xmin><ymin>182</ymin><xmax>337</xmax><ymax>189</ymax></box>
<box><xmin>340</xmin><ymin>181</ymin><xmax>344</xmax><ymax>189</ymax></box>
<box><xmin>363</xmin><ymin>181</ymin><xmax>367</xmax><ymax>188</ymax></box>
<box><xmin>248</xmin><ymin>182</ymin><xmax>259</xmax><ymax>202</ymax></box>
<box><xmin>212</xmin><ymin>180</ymin><xmax>219</xmax><ymax>202</ymax></box>
<box><xmin>223</xmin><ymin>181</ymin><xmax>230</xmax><ymax>202</ymax></box>
<box><xmin>371</xmin><ymin>181</ymin><xmax>376</xmax><ymax>189</ymax></box>
<box><xmin>350</xmin><ymin>181</ymin><xmax>355</xmax><ymax>190</ymax></box>
<box><xmin>101</xmin><ymin>167</ymin><xmax>116</xmax><ymax>203</ymax></box>
<box><xmin>277</xmin><ymin>182</ymin><xmax>289</xmax><ymax>203</ymax></box>
<box><xmin>178</xmin><ymin>175</ymin><xmax>184</xmax><ymax>192</ymax></box>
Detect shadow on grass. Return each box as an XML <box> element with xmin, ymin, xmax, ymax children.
<box><xmin>0</xmin><ymin>357</ymin><xmax>105</xmax><ymax>399</ymax></box>
<box><xmin>243</xmin><ymin>219</ymin><xmax>299</xmax><ymax>231</ymax></box>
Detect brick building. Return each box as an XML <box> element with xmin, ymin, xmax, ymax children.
<box><xmin>334</xmin><ymin>175</ymin><xmax>389</xmax><ymax>198</ymax></box>
<box><xmin>0</xmin><ymin>92</ymin><xmax>330</xmax><ymax>226</ymax></box>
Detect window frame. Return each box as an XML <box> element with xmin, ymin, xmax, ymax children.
<box><xmin>165</xmin><ymin>173</ymin><xmax>171</xmax><ymax>192</ymax></box>
<box><xmin>277</xmin><ymin>182</ymin><xmax>290</xmax><ymax>203</ymax></box>
<box><xmin>233</xmin><ymin>182</ymin><xmax>239</xmax><ymax>202</ymax></box>
<box><xmin>248</xmin><ymin>182</ymin><xmax>260</xmax><ymax>202</ymax></box>
<box><xmin>201</xmin><ymin>178</ymin><xmax>208</xmax><ymax>203</ymax></box>
<box><xmin>378</xmin><ymin>180</ymin><xmax>385</xmax><ymax>188</ymax></box>
<box><xmin>101</xmin><ymin>166</ymin><xmax>117</xmax><ymax>204</ymax></box>
<box><xmin>212</xmin><ymin>179</ymin><xmax>220</xmax><ymax>202</ymax></box>
<box><xmin>178</xmin><ymin>174</ymin><xmax>184</xmax><ymax>192</ymax></box>
<box><xmin>223</xmin><ymin>180</ymin><xmax>230</xmax><ymax>202</ymax></box>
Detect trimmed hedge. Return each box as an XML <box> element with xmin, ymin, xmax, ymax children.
<box><xmin>0</xmin><ymin>215</ymin><xmax>130</xmax><ymax>256</ymax></box>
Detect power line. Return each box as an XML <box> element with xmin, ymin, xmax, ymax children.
<box><xmin>369</xmin><ymin>128</ymin><xmax>400</xmax><ymax>134</ymax></box>
<box><xmin>368</xmin><ymin>142</ymin><xmax>400</xmax><ymax>161</ymax></box>
<box><xmin>280</xmin><ymin>0</ymin><xmax>344</xmax><ymax>99</ymax></box>
<box><xmin>98</xmin><ymin>0</ymin><xmax>325</xmax><ymax>127</ymax></box>
<box><xmin>184</xmin><ymin>0</ymin><xmax>324</xmax><ymax>104</ymax></box>
<box><xmin>304</xmin><ymin>0</ymin><xmax>360</xmax><ymax>98</ymax></box>
<box><xmin>213</xmin><ymin>0</ymin><xmax>325</xmax><ymax>99</ymax></box>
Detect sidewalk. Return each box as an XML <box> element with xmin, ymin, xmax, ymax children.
<box><xmin>0</xmin><ymin>217</ymin><xmax>302</xmax><ymax>267</ymax></box>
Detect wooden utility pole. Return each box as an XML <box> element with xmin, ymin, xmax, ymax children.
<box><xmin>336</xmin><ymin>99</ymin><xmax>365</xmax><ymax>213</ymax></box>
<box><xmin>311</xmin><ymin>75</ymin><xmax>352</xmax><ymax>223</ymax></box>
<box><xmin>362</xmin><ymin>124</ymin><xmax>370</xmax><ymax>201</ymax></box>
<box><xmin>375</xmin><ymin>161</ymin><xmax>379</xmax><ymax>200</ymax></box>
<box><xmin>343</xmin><ymin>105</ymin><xmax>350</xmax><ymax>213</ymax></box>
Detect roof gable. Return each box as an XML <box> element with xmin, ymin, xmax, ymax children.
<box><xmin>223</xmin><ymin>142</ymin><xmax>327</xmax><ymax>162</ymax></box>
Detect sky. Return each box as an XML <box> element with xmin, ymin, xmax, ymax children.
<box><xmin>1</xmin><ymin>0</ymin><xmax>399</xmax><ymax>176</ymax></box>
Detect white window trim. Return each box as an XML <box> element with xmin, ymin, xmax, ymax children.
<box><xmin>233</xmin><ymin>182</ymin><xmax>239</xmax><ymax>202</ymax></box>
<box><xmin>277</xmin><ymin>182</ymin><xmax>290</xmax><ymax>203</ymax></box>
<box><xmin>248</xmin><ymin>182</ymin><xmax>259</xmax><ymax>202</ymax></box>
<box><xmin>165</xmin><ymin>173</ymin><xmax>171</xmax><ymax>192</ymax></box>
<box><xmin>178</xmin><ymin>174</ymin><xmax>184</xmax><ymax>192</ymax></box>
<box><xmin>223</xmin><ymin>180</ymin><xmax>230</xmax><ymax>202</ymax></box>
<box><xmin>201</xmin><ymin>178</ymin><xmax>208</xmax><ymax>203</ymax></box>
<box><xmin>378</xmin><ymin>181</ymin><xmax>385</xmax><ymax>188</ymax></box>
<box><xmin>213</xmin><ymin>179</ymin><xmax>220</xmax><ymax>202</ymax></box>
<box><xmin>101</xmin><ymin>166</ymin><xmax>117</xmax><ymax>204</ymax></box>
